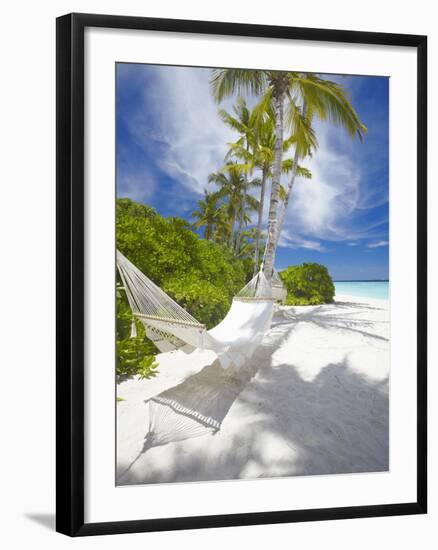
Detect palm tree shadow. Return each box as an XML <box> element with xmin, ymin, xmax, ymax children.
<box><xmin>117</xmin><ymin>302</ymin><xmax>389</xmax><ymax>484</ymax></box>
<box><xmin>119</xmin><ymin>358</ymin><xmax>389</xmax><ymax>485</ymax></box>
<box><xmin>238</xmin><ymin>358</ymin><xmax>389</xmax><ymax>476</ymax></box>
<box><xmin>279</xmin><ymin>303</ymin><xmax>389</xmax><ymax>343</ymax></box>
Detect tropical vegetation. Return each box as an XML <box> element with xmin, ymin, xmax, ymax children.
<box><xmin>116</xmin><ymin>68</ymin><xmax>366</xmax><ymax>377</ymax></box>
<box><xmin>280</xmin><ymin>263</ymin><xmax>335</xmax><ymax>305</ymax></box>
<box><xmin>211</xmin><ymin>70</ymin><xmax>367</xmax><ymax>282</ymax></box>
<box><xmin>116</xmin><ymin>198</ymin><xmax>251</xmax><ymax>377</ymax></box>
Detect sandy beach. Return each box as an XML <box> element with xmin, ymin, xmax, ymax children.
<box><xmin>116</xmin><ymin>293</ymin><xmax>389</xmax><ymax>485</ymax></box>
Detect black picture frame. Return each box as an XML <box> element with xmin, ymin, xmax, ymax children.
<box><xmin>56</xmin><ymin>12</ymin><xmax>427</xmax><ymax>537</ymax></box>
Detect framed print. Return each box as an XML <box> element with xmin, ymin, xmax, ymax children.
<box><xmin>56</xmin><ymin>13</ymin><xmax>427</xmax><ymax>536</ymax></box>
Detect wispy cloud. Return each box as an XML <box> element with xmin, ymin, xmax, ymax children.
<box><xmin>278</xmin><ymin>113</ymin><xmax>389</xmax><ymax>250</ymax></box>
<box><xmin>117</xmin><ymin>171</ymin><xmax>156</xmax><ymax>202</ymax></box>
<box><xmin>367</xmin><ymin>240</ymin><xmax>388</xmax><ymax>248</ymax></box>
<box><xmin>119</xmin><ymin>65</ymin><xmax>236</xmax><ymax>195</ymax></box>
<box><xmin>278</xmin><ymin>230</ymin><xmax>326</xmax><ymax>252</ymax></box>
<box><xmin>117</xmin><ymin>65</ymin><xmax>389</xmax><ymax>259</ymax></box>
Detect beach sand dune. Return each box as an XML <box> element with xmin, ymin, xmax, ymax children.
<box><xmin>117</xmin><ymin>294</ymin><xmax>389</xmax><ymax>485</ymax></box>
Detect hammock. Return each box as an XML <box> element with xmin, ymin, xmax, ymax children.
<box><xmin>117</xmin><ymin>250</ymin><xmax>276</xmax><ymax>369</ymax></box>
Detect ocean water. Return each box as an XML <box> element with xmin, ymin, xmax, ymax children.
<box><xmin>334</xmin><ymin>281</ymin><xmax>389</xmax><ymax>300</ymax></box>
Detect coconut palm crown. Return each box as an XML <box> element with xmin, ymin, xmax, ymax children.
<box><xmin>211</xmin><ymin>69</ymin><xmax>367</xmax><ymax>282</ymax></box>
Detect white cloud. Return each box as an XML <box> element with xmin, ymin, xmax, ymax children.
<box><xmin>119</xmin><ymin>66</ymin><xmax>388</xmax><ymax>252</ymax></box>
<box><xmin>117</xmin><ymin>166</ymin><xmax>156</xmax><ymax>203</ymax></box>
<box><xmin>124</xmin><ymin>66</ymin><xmax>236</xmax><ymax>195</ymax></box>
<box><xmin>279</xmin><ymin>120</ymin><xmax>388</xmax><ymax>249</ymax></box>
<box><xmin>278</xmin><ymin>230</ymin><xmax>326</xmax><ymax>252</ymax></box>
<box><xmin>367</xmin><ymin>240</ymin><xmax>388</xmax><ymax>248</ymax></box>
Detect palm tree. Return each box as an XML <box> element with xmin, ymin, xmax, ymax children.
<box><xmin>220</xmin><ymin>164</ymin><xmax>262</xmax><ymax>255</ymax></box>
<box><xmin>208</xmin><ymin>165</ymin><xmax>260</xmax><ymax>253</ymax></box>
<box><xmin>211</xmin><ymin>70</ymin><xmax>367</xmax><ymax>282</ymax></box>
<box><xmin>208</xmin><ymin>167</ymin><xmax>245</xmax><ymax>249</ymax></box>
<box><xmin>276</xmin><ymin>155</ymin><xmax>312</xmax><ymax>248</ymax></box>
<box><xmin>237</xmin><ymin>191</ymin><xmax>260</xmax><ymax>247</ymax></box>
<box><xmin>227</xmin><ymin>109</ymin><xmax>310</xmax><ymax>275</ymax></box>
<box><xmin>191</xmin><ymin>190</ymin><xmax>224</xmax><ymax>241</ymax></box>
<box><xmin>250</xmin><ymin>116</ymin><xmax>304</xmax><ymax>275</ymax></box>
<box><xmin>219</xmin><ymin>97</ymin><xmax>256</xmax><ymax>254</ymax></box>
<box><xmin>236</xmin><ymin>227</ymin><xmax>266</xmax><ymax>261</ymax></box>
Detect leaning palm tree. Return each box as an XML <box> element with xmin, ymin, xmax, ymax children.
<box><xmin>227</xmin><ymin>109</ymin><xmax>311</xmax><ymax>274</ymax></box>
<box><xmin>235</xmin><ymin>191</ymin><xmax>260</xmax><ymax>252</ymax></box>
<box><xmin>211</xmin><ymin>70</ymin><xmax>367</xmax><ymax>282</ymax></box>
<box><xmin>191</xmin><ymin>190</ymin><xmax>224</xmax><ymax>241</ymax></box>
<box><xmin>219</xmin><ymin>97</ymin><xmax>257</xmax><ymax>254</ymax></box>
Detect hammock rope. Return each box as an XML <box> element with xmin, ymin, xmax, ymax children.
<box><xmin>117</xmin><ymin>250</ymin><xmax>276</xmax><ymax>368</ymax></box>
<box><xmin>117</xmin><ymin>250</ymin><xmax>202</xmax><ymax>326</ymax></box>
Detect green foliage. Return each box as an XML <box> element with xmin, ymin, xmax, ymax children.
<box><xmin>163</xmin><ymin>276</ymin><xmax>230</xmax><ymax>329</ymax></box>
<box><xmin>116</xmin><ymin>336</ymin><xmax>159</xmax><ymax>379</ymax></box>
<box><xmin>191</xmin><ymin>191</ymin><xmax>228</xmax><ymax>241</ymax></box>
<box><xmin>280</xmin><ymin>263</ymin><xmax>335</xmax><ymax>305</ymax></box>
<box><xmin>116</xmin><ymin>279</ymin><xmax>158</xmax><ymax>378</ymax></box>
<box><xmin>116</xmin><ymin>197</ymin><xmax>156</xmax><ymax>219</ymax></box>
<box><xmin>116</xmin><ymin>198</ymin><xmax>250</xmax><ymax>375</ymax></box>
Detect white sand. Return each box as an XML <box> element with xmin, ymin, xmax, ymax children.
<box><xmin>117</xmin><ymin>294</ymin><xmax>389</xmax><ymax>485</ymax></box>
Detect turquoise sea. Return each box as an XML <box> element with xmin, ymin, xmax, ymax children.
<box><xmin>334</xmin><ymin>281</ymin><xmax>389</xmax><ymax>301</ymax></box>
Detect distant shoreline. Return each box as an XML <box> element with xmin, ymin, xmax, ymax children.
<box><xmin>333</xmin><ymin>280</ymin><xmax>389</xmax><ymax>283</ymax></box>
<box><xmin>334</xmin><ymin>281</ymin><xmax>389</xmax><ymax>301</ymax></box>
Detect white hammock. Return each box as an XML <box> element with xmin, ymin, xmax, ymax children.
<box><xmin>117</xmin><ymin>250</ymin><xmax>276</xmax><ymax>369</ymax></box>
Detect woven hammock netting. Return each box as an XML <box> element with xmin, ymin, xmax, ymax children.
<box><xmin>116</xmin><ymin>250</ymin><xmax>279</xmax><ymax>363</ymax></box>
<box><xmin>116</xmin><ymin>251</ymin><xmax>285</xmax><ymax>467</ymax></box>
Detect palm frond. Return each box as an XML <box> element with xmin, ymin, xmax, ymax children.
<box><xmin>296</xmin><ymin>165</ymin><xmax>312</xmax><ymax>179</ymax></box>
<box><xmin>221</xmin><ymin>161</ymin><xmax>253</xmax><ymax>175</ymax></box>
<box><xmin>279</xmin><ymin>184</ymin><xmax>287</xmax><ymax>203</ymax></box>
<box><xmin>210</xmin><ymin>69</ymin><xmax>268</xmax><ymax>103</ymax></box>
<box><xmin>245</xmin><ymin>194</ymin><xmax>260</xmax><ymax>211</ymax></box>
<box><xmin>281</xmin><ymin>158</ymin><xmax>295</xmax><ymax>173</ymax></box>
<box><xmin>296</xmin><ymin>74</ymin><xmax>367</xmax><ymax>140</ymax></box>
<box><xmin>251</xmin><ymin>88</ymin><xmax>274</xmax><ymax>137</ymax></box>
<box><xmin>218</xmin><ymin>108</ymin><xmax>247</xmax><ymax>134</ymax></box>
<box><xmin>285</xmin><ymin>95</ymin><xmax>318</xmax><ymax>157</ymax></box>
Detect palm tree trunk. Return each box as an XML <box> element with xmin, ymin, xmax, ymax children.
<box><xmin>253</xmin><ymin>166</ymin><xmax>267</xmax><ymax>276</ymax></box>
<box><xmin>229</xmin><ymin>212</ymin><xmax>236</xmax><ymax>249</ymax></box>
<box><xmin>235</xmin><ymin>198</ymin><xmax>245</xmax><ymax>253</ymax></box>
<box><xmin>275</xmin><ymin>102</ymin><xmax>307</xmax><ymax>246</ymax></box>
<box><xmin>235</xmin><ymin>141</ymin><xmax>250</xmax><ymax>255</ymax></box>
<box><xmin>205</xmin><ymin>222</ymin><xmax>213</xmax><ymax>241</ymax></box>
<box><xmin>263</xmin><ymin>90</ymin><xmax>284</xmax><ymax>283</ymax></box>
<box><xmin>275</xmin><ymin>147</ymin><xmax>299</xmax><ymax>246</ymax></box>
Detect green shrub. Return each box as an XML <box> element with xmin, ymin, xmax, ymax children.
<box><xmin>116</xmin><ymin>284</ymin><xmax>158</xmax><ymax>378</ymax></box>
<box><xmin>280</xmin><ymin>263</ymin><xmax>335</xmax><ymax>305</ymax></box>
<box><xmin>116</xmin><ymin>334</ymin><xmax>159</xmax><ymax>379</ymax></box>
<box><xmin>163</xmin><ymin>275</ymin><xmax>230</xmax><ymax>329</ymax></box>
<box><xmin>116</xmin><ymin>198</ymin><xmax>249</xmax><ymax>376</ymax></box>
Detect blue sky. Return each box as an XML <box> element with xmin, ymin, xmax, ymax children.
<box><xmin>116</xmin><ymin>64</ymin><xmax>389</xmax><ymax>281</ymax></box>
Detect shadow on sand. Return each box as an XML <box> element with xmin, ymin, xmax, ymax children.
<box><xmin>117</xmin><ymin>321</ymin><xmax>296</xmax><ymax>481</ymax></box>
<box><xmin>117</xmin><ymin>304</ymin><xmax>389</xmax><ymax>485</ymax></box>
